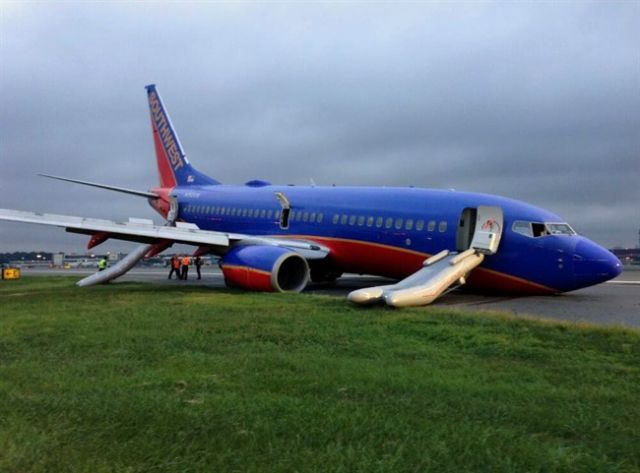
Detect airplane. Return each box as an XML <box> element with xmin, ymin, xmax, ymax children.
<box><xmin>0</xmin><ymin>84</ymin><xmax>623</xmax><ymax>307</ymax></box>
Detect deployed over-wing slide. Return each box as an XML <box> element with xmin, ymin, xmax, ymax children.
<box><xmin>349</xmin><ymin>207</ymin><xmax>503</xmax><ymax>307</ymax></box>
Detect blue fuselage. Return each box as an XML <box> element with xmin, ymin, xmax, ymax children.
<box><xmin>162</xmin><ymin>184</ymin><xmax>621</xmax><ymax>293</ymax></box>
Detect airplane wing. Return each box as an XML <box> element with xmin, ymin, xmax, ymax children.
<box><xmin>0</xmin><ymin>208</ymin><xmax>330</xmax><ymax>259</ymax></box>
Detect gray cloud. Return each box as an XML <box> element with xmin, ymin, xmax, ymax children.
<box><xmin>1</xmin><ymin>2</ymin><xmax>638</xmax><ymax>252</ymax></box>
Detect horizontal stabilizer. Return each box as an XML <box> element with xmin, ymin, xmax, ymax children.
<box><xmin>39</xmin><ymin>173</ymin><xmax>158</xmax><ymax>198</ymax></box>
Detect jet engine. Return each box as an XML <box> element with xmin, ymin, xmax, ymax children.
<box><xmin>220</xmin><ymin>245</ymin><xmax>309</xmax><ymax>292</ymax></box>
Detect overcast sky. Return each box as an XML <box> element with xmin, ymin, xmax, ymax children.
<box><xmin>1</xmin><ymin>1</ymin><xmax>638</xmax><ymax>253</ymax></box>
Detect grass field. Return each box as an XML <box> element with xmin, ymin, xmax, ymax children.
<box><xmin>1</xmin><ymin>276</ymin><xmax>639</xmax><ymax>473</ymax></box>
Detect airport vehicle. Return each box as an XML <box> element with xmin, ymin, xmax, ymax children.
<box><xmin>0</xmin><ymin>85</ymin><xmax>622</xmax><ymax>306</ymax></box>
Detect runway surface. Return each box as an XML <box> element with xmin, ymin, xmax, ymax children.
<box><xmin>17</xmin><ymin>267</ymin><xmax>640</xmax><ymax>329</ymax></box>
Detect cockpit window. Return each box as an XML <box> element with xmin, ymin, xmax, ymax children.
<box><xmin>512</xmin><ymin>221</ymin><xmax>576</xmax><ymax>238</ymax></box>
<box><xmin>531</xmin><ymin>223</ymin><xmax>547</xmax><ymax>237</ymax></box>
<box><xmin>512</xmin><ymin>221</ymin><xmax>533</xmax><ymax>237</ymax></box>
<box><xmin>545</xmin><ymin>223</ymin><xmax>576</xmax><ymax>235</ymax></box>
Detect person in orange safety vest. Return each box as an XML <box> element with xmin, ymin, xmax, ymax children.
<box><xmin>180</xmin><ymin>255</ymin><xmax>191</xmax><ymax>280</ymax></box>
<box><xmin>168</xmin><ymin>255</ymin><xmax>181</xmax><ymax>280</ymax></box>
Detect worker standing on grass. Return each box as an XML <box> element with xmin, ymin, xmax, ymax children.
<box><xmin>168</xmin><ymin>255</ymin><xmax>181</xmax><ymax>280</ymax></box>
<box><xmin>181</xmin><ymin>254</ymin><xmax>191</xmax><ymax>280</ymax></box>
<box><xmin>97</xmin><ymin>257</ymin><xmax>108</xmax><ymax>271</ymax></box>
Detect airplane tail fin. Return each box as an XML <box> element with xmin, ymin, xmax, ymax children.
<box><xmin>145</xmin><ymin>84</ymin><xmax>220</xmax><ymax>187</ymax></box>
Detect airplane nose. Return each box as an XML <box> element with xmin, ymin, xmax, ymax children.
<box><xmin>573</xmin><ymin>238</ymin><xmax>622</xmax><ymax>288</ymax></box>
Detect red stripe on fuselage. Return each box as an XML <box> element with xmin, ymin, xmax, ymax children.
<box><xmin>466</xmin><ymin>267</ymin><xmax>557</xmax><ymax>295</ymax></box>
<box><xmin>279</xmin><ymin>235</ymin><xmax>557</xmax><ymax>295</ymax></box>
<box><xmin>305</xmin><ymin>236</ymin><xmax>426</xmax><ymax>279</ymax></box>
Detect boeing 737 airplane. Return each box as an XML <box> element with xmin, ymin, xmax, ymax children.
<box><xmin>0</xmin><ymin>85</ymin><xmax>622</xmax><ymax>307</ymax></box>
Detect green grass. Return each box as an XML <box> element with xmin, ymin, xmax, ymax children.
<box><xmin>0</xmin><ymin>276</ymin><xmax>639</xmax><ymax>473</ymax></box>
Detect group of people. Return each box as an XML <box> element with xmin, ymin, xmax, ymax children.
<box><xmin>168</xmin><ymin>255</ymin><xmax>204</xmax><ymax>280</ymax></box>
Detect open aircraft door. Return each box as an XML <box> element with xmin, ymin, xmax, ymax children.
<box><xmin>470</xmin><ymin>206</ymin><xmax>503</xmax><ymax>255</ymax></box>
<box><xmin>167</xmin><ymin>195</ymin><xmax>179</xmax><ymax>224</ymax></box>
<box><xmin>348</xmin><ymin>205</ymin><xmax>504</xmax><ymax>307</ymax></box>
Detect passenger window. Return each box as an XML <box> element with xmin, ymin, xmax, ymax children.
<box><xmin>438</xmin><ymin>221</ymin><xmax>447</xmax><ymax>233</ymax></box>
<box><xmin>349</xmin><ymin>215</ymin><xmax>356</xmax><ymax>226</ymax></box>
<box><xmin>332</xmin><ymin>214</ymin><xmax>339</xmax><ymax>224</ymax></box>
<box><xmin>310</xmin><ymin>212</ymin><xmax>316</xmax><ymax>223</ymax></box>
<box><xmin>405</xmin><ymin>219</ymin><xmax>414</xmax><ymax>231</ymax></box>
<box><xmin>395</xmin><ymin>218</ymin><xmax>403</xmax><ymax>230</ymax></box>
<box><xmin>260</xmin><ymin>209</ymin><xmax>267</xmax><ymax>219</ymax></box>
<box><xmin>341</xmin><ymin>214</ymin><xmax>348</xmax><ymax>225</ymax></box>
<box><xmin>376</xmin><ymin>217</ymin><xmax>383</xmax><ymax>228</ymax></box>
<box><xmin>357</xmin><ymin>216</ymin><xmax>365</xmax><ymax>226</ymax></box>
<box><xmin>303</xmin><ymin>212</ymin><xmax>309</xmax><ymax>222</ymax></box>
<box><xmin>317</xmin><ymin>213</ymin><xmax>324</xmax><ymax>224</ymax></box>
<box><xmin>416</xmin><ymin>219</ymin><xmax>424</xmax><ymax>231</ymax></box>
<box><xmin>385</xmin><ymin>217</ymin><xmax>393</xmax><ymax>229</ymax></box>
<box><xmin>274</xmin><ymin>210</ymin><xmax>281</xmax><ymax>219</ymax></box>
<box><xmin>428</xmin><ymin>220</ymin><xmax>436</xmax><ymax>232</ymax></box>
<box><xmin>367</xmin><ymin>216</ymin><xmax>374</xmax><ymax>227</ymax></box>
<box><xmin>267</xmin><ymin>209</ymin><xmax>273</xmax><ymax>219</ymax></box>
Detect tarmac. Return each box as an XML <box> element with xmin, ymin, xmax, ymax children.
<box><xmin>17</xmin><ymin>266</ymin><xmax>640</xmax><ymax>329</ymax></box>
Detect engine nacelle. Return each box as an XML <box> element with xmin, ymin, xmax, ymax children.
<box><xmin>220</xmin><ymin>245</ymin><xmax>309</xmax><ymax>293</ymax></box>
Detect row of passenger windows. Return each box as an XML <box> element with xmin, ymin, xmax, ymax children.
<box><xmin>182</xmin><ymin>204</ymin><xmax>448</xmax><ymax>233</ymax></box>
<box><xmin>330</xmin><ymin>214</ymin><xmax>447</xmax><ymax>233</ymax></box>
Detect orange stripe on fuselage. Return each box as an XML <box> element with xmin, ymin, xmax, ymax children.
<box><xmin>277</xmin><ymin>234</ymin><xmax>557</xmax><ymax>294</ymax></box>
<box><xmin>466</xmin><ymin>266</ymin><xmax>557</xmax><ymax>295</ymax></box>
